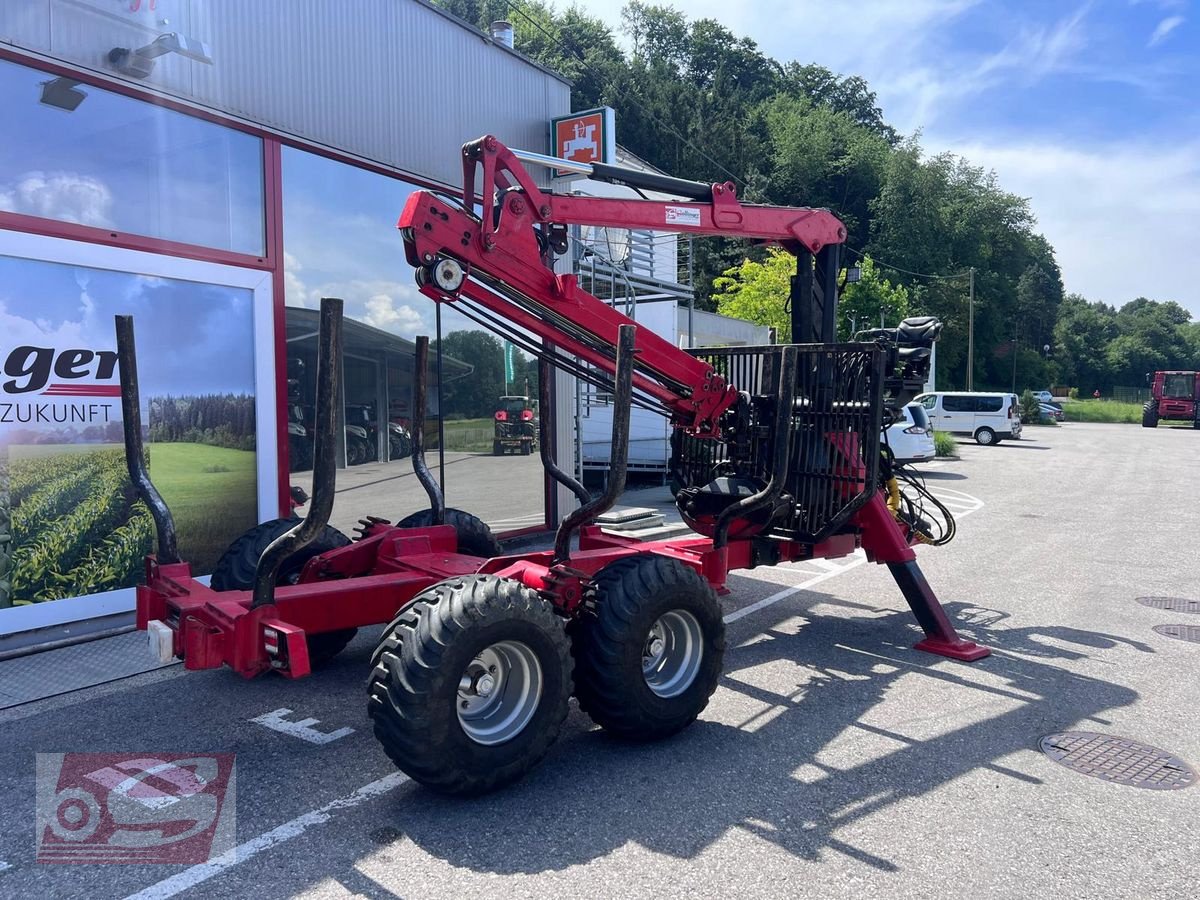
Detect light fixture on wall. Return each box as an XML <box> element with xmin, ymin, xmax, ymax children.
<box><xmin>39</xmin><ymin>77</ymin><xmax>88</xmax><ymax>111</ymax></box>
<box><xmin>108</xmin><ymin>32</ymin><xmax>213</xmax><ymax>79</ymax></box>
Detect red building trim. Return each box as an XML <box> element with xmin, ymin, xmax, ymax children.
<box><xmin>0</xmin><ymin>210</ymin><xmax>274</xmax><ymax>271</ymax></box>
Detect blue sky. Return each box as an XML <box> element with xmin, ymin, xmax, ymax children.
<box><xmin>0</xmin><ymin>255</ymin><xmax>256</xmax><ymax>395</ymax></box>
<box><xmin>578</xmin><ymin>0</ymin><xmax>1199</xmax><ymax>316</ymax></box>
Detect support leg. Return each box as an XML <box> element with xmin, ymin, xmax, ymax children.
<box><xmin>888</xmin><ymin>560</ymin><xmax>989</xmax><ymax>661</ymax></box>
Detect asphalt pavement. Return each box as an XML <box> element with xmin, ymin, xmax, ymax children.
<box><xmin>1</xmin><ymin>422</ymin><xmax>1197</xmax><ymax>899</ymax></box>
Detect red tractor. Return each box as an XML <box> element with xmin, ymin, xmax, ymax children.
<box><xmin>122</xmin><ymin>136</ymin><xmax>987</xmax><ymax>796</ymax></box>
<box><xmin>493</xmin><ymin>395</ymin><xmax>535</xmax><ymax>455</ymax></box>
<box><xmin>1142</xmin><ymin>370</ymin><xmax>1200</xmax><ymax>428</ymax></box>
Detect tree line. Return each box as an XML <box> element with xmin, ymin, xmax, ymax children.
<box><xmin>148</xmin><ymin>394</ymin><xmax>256</xmax><ymax>451</ymax></box>
<box><xmin>432</xmin><ymin>1</ymin><xmax>1197</xmax><ymax>392</ymax></box>
<box><xmin>436</xmin><ymin>331</ymin><xmax>539</xmax><ymax>419</ymax></box>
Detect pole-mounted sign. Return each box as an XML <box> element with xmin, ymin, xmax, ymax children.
<box><xmin>550</xmin><ymin>106</ymin><xmax>615</xmax><ymax>178</ymax></box>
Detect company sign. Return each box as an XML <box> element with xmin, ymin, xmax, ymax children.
<box><xmin>550</xmin><ymin>106</ymin><xmax>616</xmax><ymax>178</ymax></box>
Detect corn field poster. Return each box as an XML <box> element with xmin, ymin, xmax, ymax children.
<box><xmin>0</xmin><ymin>252</ymin><xmax>260</xmax><ymax>615</ymax></box>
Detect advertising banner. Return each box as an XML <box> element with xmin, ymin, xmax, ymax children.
<box><xmin>0</xmin><ymin>250</ymin><xmax>263</xmax><ymax>624</ymax></box>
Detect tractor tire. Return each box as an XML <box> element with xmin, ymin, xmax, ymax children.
<box><xmin>974</xmin><ymin>427</ymin><xmax>996</xmax><ymax>445</ymax></box>
<box><xmin>521</xmin><ymin>441</ymin><xmax>532</xmax><ymax>456</ymax></box>
<box><xmin>493</xmin><ymin>440</ymin><xmax>503</xmax><ymax>456</ymax></box>
<box><xmin>210</xmin><ymin>518</ymin><xmax>357</xmax><ymax>667</ymax></box>
<box><xmin>571</xmin><ymin>554</ymin><xmax>725</xmax><ymax>741</ymax></box>
<box><xmin>367</xmin><ymin>575</ymin><xmax>572</xmax><ymax>795</ymax></box>
<box><xmin>1142</xmin><ymin>403</ymin><xmax>1159</xmax><ymax>428</ymax></box>
<box><xmin>396</xmin><ymin>507</ymin><xmax>502</xmax><ymax>558</ymax></box>
<box><xmin>389</xmin><ymin>433</ymin><xmax>411</xmax><ymax>460</ymax></box>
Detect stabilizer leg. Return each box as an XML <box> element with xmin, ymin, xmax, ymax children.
<box><xmin>888</xmin><ymin>559</ymin><xmax>989</xmax><ymax>661</ymax></box>
<box><xmin>855</xmin><ymin>491</ymin><xmax>988</xmax><ymax>661</ymax></box>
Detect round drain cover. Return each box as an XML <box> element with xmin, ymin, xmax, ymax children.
<box><xmin>1040</xmin><ymin>732</ymin><xmax>1195</xmax><ymax>790</ymax></box>
<box><xmin>1136</xmin><ymin>596</ymin><xmax>1200</xmax><ymax>615</ymax></box>
<box><xmin>1152</xmin><ymin>623</ymin><xmax>1200</xmax><ymax>643</ymax></box>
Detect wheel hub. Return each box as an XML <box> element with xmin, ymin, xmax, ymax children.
<box><xmin>456</xmin><ymin>641</ymin><xmax>543</xmax><ymax>746</ymax></box>
<box><xmin>642</xmin><ymin>610</ymin><xmax>704</xmax><ymax>699</ymax></box>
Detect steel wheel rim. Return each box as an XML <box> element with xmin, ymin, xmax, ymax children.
<box><xmin>642</xmin><ymin>610</ymin><xmax>703</xmax><ymax>698</ymax></box>
<box><xmin>456</xmin><ymin>641</ymin><xmax>543</xmax><ymax>746</ymax></box>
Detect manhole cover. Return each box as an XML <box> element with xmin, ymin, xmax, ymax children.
<box><xmin>1152</xmin><ymin>623</ymin><xmax>1200</xmax><ymax>643</ymax></box>
<box><xmin>1040</xmin><ymin>732</ymin><xmax>1195</xmax><ymax>790</ymax></box>
<box><xmin>1136</xmin><ymin>596</ymin><xmax>1200</xmax><ymax>615</ymax></box>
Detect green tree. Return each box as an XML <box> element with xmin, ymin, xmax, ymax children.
<box><xmin>713</xmin><ymin>248</ymin><xmax>794</xmax><ymax>339</ymax></box>
<box><xmin>435</xmin><ymin>330</ymin><xmax>505</xmax><ymax>419</ymax></box>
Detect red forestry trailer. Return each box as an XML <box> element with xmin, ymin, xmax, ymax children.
<box><xmin>125</xmin><ymin>136</ymin><xmax>987</xmax><ymax>795</ymax></box>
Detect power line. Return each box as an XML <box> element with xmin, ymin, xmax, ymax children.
<box><xmin>844</xmin><ymin>245</ymin><xmax>972</xmax><ymax>282</ymax></box>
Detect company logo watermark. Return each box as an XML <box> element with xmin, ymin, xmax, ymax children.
<box><xmin>35</xmin><ymin>753</ymin><xmax>236</xmax><ymax>864</ymax></box>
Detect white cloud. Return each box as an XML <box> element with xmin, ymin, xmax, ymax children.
<box><xmin>0</xmin><ymin>171</ymin><xmax>114</xmax><ymax>227</ymax></box>
<box><xmin>362</xmin><ymin>293</ymin><xmax>425</xmax><ymax>334</ymax></box>
<box><xmin>284</xmin><ymin>274</ymin><xmax>428</xmax><ymax>337</ymax></box>
<box><xmin>1147</xmin><ymin>15</ymin><xmax>1184</xmax><ymax>46</ymax></box>
<box><xmin>937</xmin><ymin>134</ymin><xmax>1200</xmax><ymax>314</ymax></box>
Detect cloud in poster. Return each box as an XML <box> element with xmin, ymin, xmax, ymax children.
<box><xmin>0</xmin><ymin>255</ymin><xmax>256</xmax><ymax>397</ymax></box>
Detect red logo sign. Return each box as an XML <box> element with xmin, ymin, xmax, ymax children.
<box><xmin>554</xmin><ymin>112</ymin><xmax>604</xmax><ymax>165</ymax></box>
<box><xmin>36</xmin><ymin>753</ymin><xmax>236</xmax><ymax>864</ymax></box>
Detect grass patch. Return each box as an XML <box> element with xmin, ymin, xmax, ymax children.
<box><xmin>1060</xmin><ymin>400</ymin><xmax>1142</xmax><ymax>424</ymax></box>
<box><xmin>436</xmin><ymin>417</ymin><xmax>496</xmax><ymax>453</ymax></box>
<box><xmin>149</xmin><ymin>443</ymin><xmax>257</xmax><ymax>573</ymax></box>
<box><xmin>933</xmin><ymin>431</ymin><xmax>956</xmax><ymax>457</ymax></box>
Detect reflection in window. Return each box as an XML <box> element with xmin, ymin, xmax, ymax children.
<box><xmin>0</xmin><ymin>59</ymin><xmax>264</xmax><ymax>254</ymax></box>
<box><xmin>281</xmin><ymin>146</ymin><xmax>547</xmax><ymax>536</ymax></box>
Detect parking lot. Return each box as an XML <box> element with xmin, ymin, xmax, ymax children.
<box><xmin>2</xmin><ymin>422</ymin><xmax>1197</xmax><ymax>899</ymax></box>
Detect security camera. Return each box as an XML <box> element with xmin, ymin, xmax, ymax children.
<box><xmin>109</xmin><ymin>32</ymin><xmax>213</xmax><ymax>79</ymax></box>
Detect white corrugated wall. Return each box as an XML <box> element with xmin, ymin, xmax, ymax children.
<box><xmin>0</xmin><ymin>0</ymin><xmax>570</xmax><ymax>188</ymax></box>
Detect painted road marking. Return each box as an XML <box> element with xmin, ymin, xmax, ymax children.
<box><xmin>127</xmin><ymin>489</ymin><xmax>984</xmax><ymax>900</ymax></box>
<box><xmin>250</xmin><ymin>708</ymin><xmax>355</xmax><ymax>745</ymax></box>
<box><xmin>122</xmin><ymin>773</ymin><xmax>408</xmax><ymax>900</ymax></box>
<box><xmin>723</xmin><ymin>488</ymin><xmax>984</xmax><ymax>625</ymax></box>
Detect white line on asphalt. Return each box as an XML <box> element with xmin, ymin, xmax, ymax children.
<box><xmin>250</xmin><ymin>708</ymin><xmax>355</xmax><ymax>744</ymax></box>
<box><xmin>723</xmin><ymin>554</ymin><xmax>868</xmax><ymax>624</ymax></box>
<box><xmin>723</xmin><ymin>488</ymin><xmax>984</xmax><ymax>625</ymax></box>
<box><xmin>122</xmin><ymin>773</ymin><xmax>409</xmax><ymax>900</ymax></box>
<box><xmin>126</xmin><ymin>488</ymin><xmax>984</xmax><ymax>899</ymax></box>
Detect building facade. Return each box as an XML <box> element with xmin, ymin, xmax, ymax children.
<box><xmin>0</xmin><ymin>1</ymin><xmax>571</xmax><ymax>649</ymax></box>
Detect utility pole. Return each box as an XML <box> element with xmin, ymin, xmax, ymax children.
<box><xmin>1011</xmin><ymin>322</ymin><xmax>1018</xmax><ymax>393</ymax></box>
<box><xmin>966</xmin><ymin>266</ymin><xmax>975</xmax><ymax>391</ymax></box>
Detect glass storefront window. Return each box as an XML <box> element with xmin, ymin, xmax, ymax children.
<box><xmin>0</xmin><ymin>58</ymin><xmax>265</xmax><ymax>255</ymax></box>
<box><xmin>281</xmin><ymin>146</ymin><xmax>547</xmax><ymax>537</ymax></box>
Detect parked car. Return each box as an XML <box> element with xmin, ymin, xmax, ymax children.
<box><xmin>1039</xmin><ymin>402</ymin><xmax>1064</xmax><ymax>422</ymax></box>
<box><xmin>1031</xmin><ymin>390</ymin><xmax>1054</xmax><ymax>404</ymax></box>
<box><xmin>915</xmin><ymin>391</ymin><xmax>1022</xmax><ymax>445</ymax></box>
<box><xmin>885</xmin><ymin>403</ymin><xmax>936</xmax><ymax>463</ymax></box>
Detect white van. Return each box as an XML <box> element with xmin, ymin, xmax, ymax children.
<box><xmin>914</xmin><ymin>392</ymin><xmax>1021</xmax><ymax>445</ymax></box>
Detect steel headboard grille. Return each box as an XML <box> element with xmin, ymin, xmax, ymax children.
<box><xmin>674</xmin><ymin>343</ymin><xmax>885</xmax><ymax>543</ymax></box>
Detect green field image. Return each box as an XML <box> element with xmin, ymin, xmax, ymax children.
<box><xmin>3</xmin><ymin>443</ymin><xmax>256</xmax><ymax>606</ymax></box>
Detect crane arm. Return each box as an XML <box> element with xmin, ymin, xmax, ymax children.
<box><xmin>398</xmin><ymin>135</ymin><xmax>848</xmax><ymax>434</ymax></box>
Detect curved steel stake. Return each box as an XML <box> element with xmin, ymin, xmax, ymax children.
<box><xmin>251</xmin><ymin>298</ymin><xmax>343</xmax><ymax>609</ymax></box>
<box><xmin>115</xmin><ymin>315</ymin><xmax>179</xmax><ymax>564</ymax></box>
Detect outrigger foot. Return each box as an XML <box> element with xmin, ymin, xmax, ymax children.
<box><xmin>888</xmin><ymin>560</ymin><xmax>990</xmax><ymax>661</ymax></box>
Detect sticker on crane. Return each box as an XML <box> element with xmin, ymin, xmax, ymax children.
<box><xmin>666</xmin><ymin>206</ymin><xmax>701</xmax><ymax>227</ymax></box>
